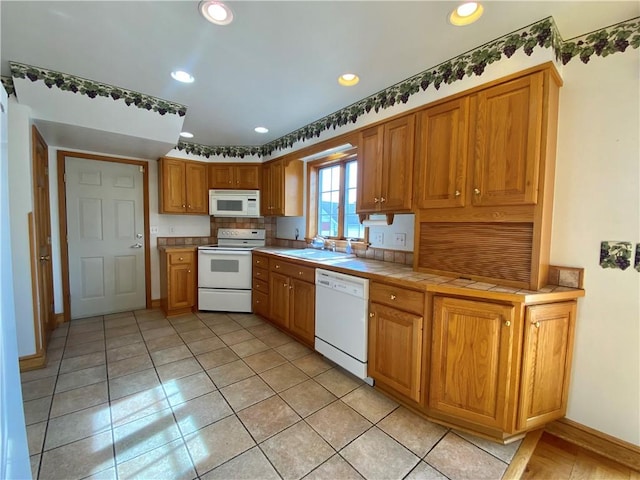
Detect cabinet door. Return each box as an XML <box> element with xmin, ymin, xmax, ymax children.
<box><xmin>518</xmin><ymin>302</ymin><xmax>576</xmax><ymax>431</ymax></box>
<box><xmin>252</xmin><ymin>290</ymin><xmax>270</xmax><ymax>318</ymax></box>
<box><xmin>471</xmin><ymin>72</ymin><xmax>543</xmax><ymax>206</ymax></box>
<box><xmin>415</xmin><ymin>98</ymin><xmax>469</xmax><ymax>209</ymax></box>
<box><xmin>269</xmin><ymin>271</ymin><xmax>290</xmax><ymax>328</ymax></box>
<box><xmin>261</xmin><ymin>163</ymin><xmax>272</xmax><ymax>216</ymax></box>
<box><xmin>368</xmin><ymin>302</ymin><xmax>423</xmax><ymax>402</ymax></box>
<box><xmin>430</xmin><ymin>296</ymin><xmax>515</xmax><ymax>430</ymax></box>
<box><xmin>185</xmin><ymin>162</ymin><xmax>208</xmax><ymax>213</ymax></box>
<box><xmin>160</xmin><ymin>158</ymin><xmax>186</xmax><ymax>213</ymax></box>
<box><xmin>357</xmin><ymin>126</ymin><xmax>383</xmax><ymax>213</ymax></box>
<box><xmin>380</xmin><ymin>114</ymin><xmax>415</xmax><ymax>212</ymax></box>
<box><xmin>209</xmin><ymin>165</ymin><xmax>234</xmax><ymax>188</ymax></box>
<box><xmin>169</xmin><ymin>263</ymin><xmax>194</xmax><ymax>310</ymax></box>
<box><xmin>289</xmin><ymin>279</ymin><xmax>315</xmax><ymax>346</ymax></box>
<box><xmin>235</xmin><ymin>165</ymin><xmax>261</xmax><ymax>189</ymax></box>
<box><xmin>269</xmin><ymin>160</ymin><xmax>285</xmax><ymax>215</ymax></box>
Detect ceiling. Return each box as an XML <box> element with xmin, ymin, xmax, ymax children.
<box><xmin>2</xmin><ymin>1</ymin><xmax>638</xmax><ymax>150</ymax></box>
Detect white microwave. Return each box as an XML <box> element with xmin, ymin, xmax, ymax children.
<box><xmin>209</xmin><ymin>189</ymin><xmax>261</xmax><ymax>217</ymax></box>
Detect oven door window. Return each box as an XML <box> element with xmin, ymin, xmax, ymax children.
<box><xmin>209</xmin><ymin>258</ymin><xmax>240</xmax><ymax>273</ymax></box>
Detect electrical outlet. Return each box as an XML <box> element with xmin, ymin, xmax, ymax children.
<box><xmin>150</xmin><ymin>226</ymin><xmax>159</xmax><ymax>234</ymax></box>
<box><xmin>394</xmin><ymin>233</ymin><xmax>406</xmax><ymax>246</ymax></box>
<box><xmin>373</xmin><ymin>232</ymin><xmax>384</xmax><ymax>244</ymax></box>
<box><xmin>169</xmin><ymin>226</ymin><xmax>176</xmax><ymax>234</ymax></box>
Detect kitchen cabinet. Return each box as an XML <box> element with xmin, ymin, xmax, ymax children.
<box><xmin>429</xmin><ymin>294</ymin><xmax>578</xmax><ymax>438</ymax></box>
<box><xmin>469</xmin><ymin>72</ymin><xmax>543</xmax><ymax>206</ymax></box>
<box><xmin>252</xmin><ymin>253</ymin><xmax>270</xmax><ymax>318</ymax></box>
<box><xmin>209</xmin><ymin>163</ymin><xmax>260</xmax><ymax>189</ymax></box>
<box><xmin>261</xmin><ymin>158</ymin><xmax>303</xmax><ymax>216</ymax></box>
<box><xmin>266</xmin><ymin>258</ymin><xmax>315</xmax><ymax>346</ymax></box>
<box><xmin>159</xmin><ymin>248</ymin><xmax>196</xmax><ymax>317</ymax></box>
<box><xmin>158</xmin><ymin>157</ymin><xmax>208</xmax><ymax>214</ymax></box>
<box><xmin>368</xmin><ymin>282</ymin><xmax>425</xmax><ymax>402</ymax></box>
<box><xmin>414</xmin><ymin>97</ymin><xmax>470</xmax><ymax>209</ymax></box>
<box><xmin>357</xmin><ymin>114</ymin><xmax>415</xmax><ymax>213</ymax></box>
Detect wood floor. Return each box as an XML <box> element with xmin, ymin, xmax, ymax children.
<box><xmin>523</xmin><ymin>432</ymin><xmax>640</xmax><ymax>479</ymax></box>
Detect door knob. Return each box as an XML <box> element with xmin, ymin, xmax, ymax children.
<box><xmin>40</xmin><ymin>255</ymin><xmax>50</xmax><ymax>261</ymax></box>
<box><xmin>136</xmin><ymin>233</ymin><xmax>143</xmax><ymax>239</ymax></box>
<box><xmin>131</xmin><ymin>243</ymin><xmax>143</xmax><ymax>249</ymax></box>
<box><xmin>474</xmin><ymin>188</ymin><xmax>481</xmax><ymax>195</ymax></box>
<box><xmin>380</xmin><ymin>197</ymin><xmax>386</xmax><ymax>203</ymax></box>
<box><xmin>374</xmin><ymin>197</ymin><xmax>379</xmax><ymax>203</ymax></box>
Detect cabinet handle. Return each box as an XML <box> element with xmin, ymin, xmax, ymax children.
<box><xmin>369</xmin><ymin>312</ymin><xmax>375</xmax><ymax>318</ymax></box>
<box><xmin>289</xmin><ymin>285</ymin><xmax>293</xmax><ymax>290</ymax></box>
<box><xmin>474</xmin><ymin>188</ymin><xmax>480</xmax><ymax>195</ymax></box>
<box><xmin>374</xmin><ymin>197</ymin><xmax>379</xmax><ymax>203</ymax></box>
<box><xmin>256</xmin><ymin>260</ymin><xmax>261</xmax><ymax>264</ymax></box>
<box><xmin>390</xmin><ymin>294</ymin><xmax>396</xmax><ymax>300</ymax></box>
<box><xmin>182</xmin><ymin>204</ymin><xmax>186</xmax><ymax>208</ymax></box>
<box><xmin>188</xmin><ymin>269</ymin><xmax>191</xmax><ymax>273</ymax></box>
<box><xmin>504</xmin><ymin>320</ymin><xmax>511</xmax><ymax>327</ymax></box>
<box><xmin>256</xmin><ymin>300</ymin><xmax>260</xmax><ymax>304</ymax></box>
<box><xmin>275</xmin><ymin>265</ymin><xmax>280</xmax><ymax>269</ymax></box>
<box><xmin>534</xmin><ymin>321</ymin><xmax>540</xmax><ymax>328</ymax></box>
<box><xmin>236</xmin><ymin>180</ymin><xmax>240</xmax><ymax>184</ymax></box>
<box><xmin>455</xmin><ymin>190</ymin><xmax>461</xmax><ymax>197</ymax></box>
<box><xmin>380</xmin><ymin>197</ymin><xmax>386</xmax><ymax>203</ymax></box>
<box><xmin>188</xmin><ymin>204</ymin><xmax>192</xmax><ymax>209</ymax></box>
<box><xmin>256</xmin><ymin>272</ymin><xmax>261</xmax><ymax>276</ymax></box>
<box><xmin>298</xmin><ymin>271</ymin><xmax>303</xmax><ymax>276</ymax></box>
<box><xmin>228</xmin><ymin>180</ymin><xmax>232</xmax><ymax>184</ymax></box>
<box><xmin>179</xmin><ymin>257</ymin><xmax>184</xmax><ymax>261</ymax></box>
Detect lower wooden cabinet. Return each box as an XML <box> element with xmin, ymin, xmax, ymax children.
<box><xmin>252</xmin><ymin>253</ymin><xmax>316</xmax><ymax>347</ymax></box>
<box><xmin>368</xmin><ymin>302</ymin><xmax>423</xmax><ymax>402</ymax></box>
<box><xmin>159</xmin><ymin>248</ymin><xmax>196</xmax><ymax>317</ymax></box>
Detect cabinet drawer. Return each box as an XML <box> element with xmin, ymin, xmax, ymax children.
<box><xmin>271</xmin><ymin>261</ymin><xmax>315</xmax><ymax>283</ymax></box>
<box><xmin>252</xmin><ymin>278</ymin><xmax>269</xmax><ymax>293</ymax></box>
<box><xmin>168</xmin><ymin>252</ymin><xmax>194</xmax><ymax>265</ymax></box>
<box><xmin>370</xmin><ymin>282</ymin><xmax>425</xmax><ymax>315</ymax></box>
<box><xmin>252</xmin><ymin>290</ymin><xmax>269</xmax><ymax>316</ymax></box>
<box><xmin>253</xmin><ymin>254</ymin><xmax>269</xmax><ymax>269</ymax></box>
<box><xmin>253</xmin><ymin>267</ymin><xmax>269</xmax><ymax>281</ymax></box>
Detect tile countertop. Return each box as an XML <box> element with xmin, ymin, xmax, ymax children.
<box><xmin>255</xmin><ymin>247</ymin><xmax>585</xmax><ymax>305</ymax></box>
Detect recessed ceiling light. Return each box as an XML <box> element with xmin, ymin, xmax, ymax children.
<box><xmin>254</xmin><ymin>127</ymin><xmax>269</xmax><ymax>134</ymax></box>
<box><xmin>179</xmin><ymin>131</ymin><xmax>194</xmax><ymax>139</ymax></box>
<box><xmin>338</xmin><ymin>73</ymin><xmax>360</xmax><ymax>87</ymax></box>
<box><xmin>449</xmin><ymin>2</ymin><xmax>484</xmax><ymax>26</ymax></box>
<box><xmin>171</xmin><ymin>70</ymin><xmax>194</xmax><ymax>83</ymax></box>
<box><xmin>199</xmin><ymin>1</ymin><xmax>233</xmax><ymax>26</ymax></box>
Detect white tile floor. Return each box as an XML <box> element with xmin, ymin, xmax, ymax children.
<box><xmin>22</xmin><ymin>309</ymin><xmax>521</xmax><ymax>480</ymax></box>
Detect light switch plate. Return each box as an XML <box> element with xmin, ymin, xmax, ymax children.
<box><xmin>373</xmin><ymin>232</ymin><xmax>384</xmax><ymax>244</ymax></box>
<box><xmin>150</xmin><ymin>226</ymin><xmax>159</xmax><ymax>234</ymax></box>
<box><xmin>394</xmin><ymin>233</ymin><xmax>406</xmax><ymax>246</ymax></box>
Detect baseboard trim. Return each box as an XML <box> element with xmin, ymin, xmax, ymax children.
<box><xmin>502</xmin><ymin>429</ymin><xmax>543</xmax><ymax>480</ymax></box>
<box><xmin>19</xmin><ymin>351</ymin><xmax>47</xmax><ymax>372</ymax></box>
<box><xmin>55</xmin><ymin>313</ymin><xmax>65</xmax><ymax>326</ymax></box>
<box><xmin>151</xmin><ymin>299</ymin><xmax>161</xmax><ymax>309</ymax></box>
<box><xmin>545</xmin><ymin>418</ymin><xmax>640</xmax><ymax>472</ymax></box>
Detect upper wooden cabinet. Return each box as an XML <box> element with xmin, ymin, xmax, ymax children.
<box><xmin>414</xmin><ymin>97</ymin><xmax>470</xmax><ymax>209</ymax></box>
<box><xmin>158</xmin><ymin>157</ymin><xmax>208</xmax><ymax>214</ymax></box>
<box><xmin>208</xmin><ymin>163</ymin><xmax>260</xmax><ymax>189</ymax></box>
<box><xmin>470</xmin><ymin>72</ymin><xmax>544</xmax><ymax>206</ymax></box>
<box><xmin>357</xmin><ymin>114</ymin><xmax>415</xmax><ymax>213</ymax></box>
<box><xmin>261</xmin><ymin>158</ymin><xmax>303</xmax><ymax>216</ymax></box>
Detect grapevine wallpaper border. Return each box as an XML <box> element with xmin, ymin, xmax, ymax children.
<box><xmin>3</xmin><ymin>15</ymin><xmax>639</xmax><ymax>159</ymax></box>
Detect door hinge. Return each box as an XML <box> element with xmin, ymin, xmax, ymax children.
<box><xmin>47</xmin><ymin>236</ymin><xmax>51</xmax><ymax>245</ymax></box>
<box><xmin>45</xmin><ymin>167</ymin><xmax>49</xmax><ymax>176</ymax></box>
<box><xmin>63</xmin><ymin>173</ymin><xmax>67</xmax><ymax>183</ymax></box>
<box><xmin>139</xmin><ymin>166</ymin><xmax>145</xmax><ymax>173</ymax></box>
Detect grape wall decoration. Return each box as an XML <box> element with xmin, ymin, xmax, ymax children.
<box><xmin>599</xmin><ymin>241</ymin><xmax>633</xmax><ymax>270</ymax></box>
<box><xmin>635</xmin><ymin>244</ymin><xmax>640</xmax><ymax>272</ymax></box>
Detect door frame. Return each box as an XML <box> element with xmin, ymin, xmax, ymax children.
<box><xmin>57</xmin><ymin>150</ymin><xmax>151</xmax><ymax>322</ymax></box>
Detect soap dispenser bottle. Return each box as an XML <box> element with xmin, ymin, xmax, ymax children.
<box><xmin>345</xmin><ymin>238</ymin><xmax>352</xmax><ymax>254</ymax></box>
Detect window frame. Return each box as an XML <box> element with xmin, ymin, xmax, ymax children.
<box><xmin>306</xmin><ymin>148</ymin><xmax>367</xmax><ymax>244</ymax></box>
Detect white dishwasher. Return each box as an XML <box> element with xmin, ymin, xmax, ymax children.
<box><xmin>315</xmin><ymin>269</ymin><xmax>373</xmax><ymax>385</ymax></box>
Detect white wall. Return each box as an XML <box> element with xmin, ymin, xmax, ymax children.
<box><xmin>551</xmin><ymin>51</ymin><xmax>640</xmax><ymax>445</ymax></box>
<box><xmin>7</xmin><ymin>99</ymin><xmax>37</xmax><ymax>357</ymax></box>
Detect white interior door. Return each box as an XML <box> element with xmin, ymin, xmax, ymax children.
<box><xmin>66</xmin><ymin>157</ymin><xmax>145</xmax><ymax>318</ymax></box>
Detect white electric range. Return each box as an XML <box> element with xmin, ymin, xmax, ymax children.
<box><xmin>197</xmin><ymin>228</ymin><xmax>266</xmax><ymax>312</ymax></box>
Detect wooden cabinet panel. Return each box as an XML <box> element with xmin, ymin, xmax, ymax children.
<box><xmin>252</xmin><ymin>290</ymin><xmax>269</xmax><ymax>318</ymax></box>
<box><xmin>269</xmin><ymin>271</ymin><xmax>290</xmax><ymax>329</ymax></box>
<box><xmin>185</xmin><ymin>162</ymin><xmax>208</xmax><ymax>213</ymax></box>
<box><xmin>430</xmin><ymin>296</ymin><xmax>515</xmax><ymax>430</ymax></box>
<box><xmin>370</xmin><ymin>282</ymin><xmax>424</xmax><ymax>316</ymax></box>
<box><xmin>518</xmin><ymin>302</ymin><xmax>576</xmax><ymax>430</ymax></box>
<box><xmin>160</xmin><ymin>158</ymin><xmax>187</xmax><ymax>213</ymax></box>
<box><xmin>369</xmin><ymin>302</ymin><xmax>423</xmax><ymax>402</ymax></box>
<box><xmin>209</xmin><ymin>164</ymin><xmax>261</xmax><ymax>189</ymax></box>
<box><xmin>471</xmin><ymin>72</ymin><xmax>543</xmax><ymax>206</ymax></box>
<box><xmin>289</xmin><ymin>278</ymin><xmax>315</xmax><ymax>345</ymax></box>
<box><xmin>357</xmin><ymin>115</ymin><xmax>414</xmax><ymax>214</ymax></box>
<box><xmin>253</xmin><ymin>254</ymin><xmax>269</xmax><ymax>270</ymax></box>
<box><xmin>271</xmin><ymin>261</ymin><xmax>315</xmax><ymax>284</ymax></box>
<box><xmin>160</xmin><ymin>249</ymin><xmax>196</xmax><ymax>317</ymax></box>
<box><xmin>262</xmin><ymin>159</ymin><xmax>302</xmax><ymax>216</ymax></box>
<box><xmin>159</xmin><ymin>157</ymin><xmax>207</xmax><ymax>215</ymax></box>
<box><xmin>253</xmin><ymin>267</ymin><xmax>268</xmax><ymax>282</ymax></box>
<box><xmin>381</xmin><ymin>115</ymin><xmax>415</xmax><ymax>211</ymax></box>
<box><xmin>414</xmin><ymin>97</ymin><xmax>469</xmax><ymax>209</ymax></box>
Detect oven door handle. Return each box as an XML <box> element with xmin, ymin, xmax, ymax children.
<box><xmin>198</xmin><ymin>249</ymin><xmax>253</xmax><ymax>255</ymax></box>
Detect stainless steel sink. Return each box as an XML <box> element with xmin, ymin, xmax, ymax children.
<box><xmin>280</xmin><ymin>249</ymin><xmax>354</xmax><ymax>260</ymax></box>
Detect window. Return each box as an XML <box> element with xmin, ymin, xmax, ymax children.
<box><xmin>315</xmin><ymin>156</ymin><xmax>364</xmax><ymax>240</ymax></box>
